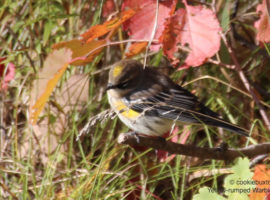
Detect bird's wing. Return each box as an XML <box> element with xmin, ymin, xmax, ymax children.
<box><xmin>127</xmin><ymin>84</ymin><xmax>220</xmax><ymax>124</ymax></box>
<box><xmin>126</xmin><ymin>84</ymin><xmax>249</xmax><ymax>136</ymax></box>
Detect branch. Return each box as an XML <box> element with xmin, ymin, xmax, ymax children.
<box><xmin>118</xmin><ymin>133</ymin><xmax>270</xmax><ymax>161</ymax></box>
<box><xmin>220</xmin><ymin>33</ymin><xmax>270</xmax><ymax>130</ymax></box>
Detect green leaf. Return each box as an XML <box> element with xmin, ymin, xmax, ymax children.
<box><xmin>220</xmin><ymin>0</ymin><xmax>231</xmax><ymax>32</ymax></box>
<box><xmin>43</xmin><ymin>21</ymin><xmax>54</xmax><ymax>45</ymax></box>
<box><xmin>224</xmin><ymin>157</ymin><xmax>254</xmax><ymax>199</ymax></box>
<box><xmin>193</xmin><ymin>187</ymin><xmax>226</xmax><ymax>200</ymax></box>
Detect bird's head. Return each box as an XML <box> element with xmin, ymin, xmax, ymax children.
<box><xmin>107</xmin><ymin>59</ymin><xmax>143</xmax><ymax>97</ymax></box>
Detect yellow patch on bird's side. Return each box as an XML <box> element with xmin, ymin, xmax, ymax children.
<box><xmin>113</xmin><ymin>65</ymin><xmax>123</xmax><ymax>77</ymax></box>
<box><xmin>115</xmin><ymin>100</ymin><xmax>140</xmax><ymax>118</ymax></box>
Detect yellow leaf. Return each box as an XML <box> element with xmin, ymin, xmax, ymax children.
<box><xmin>30</xmin><ymin>48</ymin><xmax>72</xmax><ymax>124</ymax></box>
<box><xmin>53</xmin><ymin>39</ymin><xmax>106</xmax><ymax>66</ymax></box>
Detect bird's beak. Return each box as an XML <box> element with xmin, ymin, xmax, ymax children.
<box><xmin>106</xmin><ymin>83</ymin><xmax>115</xmax><ymax>91</ymax></box>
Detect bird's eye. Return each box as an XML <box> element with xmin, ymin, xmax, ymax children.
<box><xmin>117</xmin><ymin>80</ymin><xmax>130</xmax><ymax>89</ymax></box>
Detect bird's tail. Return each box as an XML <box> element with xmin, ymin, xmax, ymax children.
<box><xmin>203</xmin><ymin>117</ymin><xmax>249</xmax><ymax>136</ymax></box>
<box><xmin>195</xmin><ymin>104</ymin><xmax>249</xmax><ymax>136</ymax></box>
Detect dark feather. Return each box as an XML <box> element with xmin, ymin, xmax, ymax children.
<box><xmin>124</xmin><ymin>67</ymin><xmax>248</xmax><ymax>136</ymax></box>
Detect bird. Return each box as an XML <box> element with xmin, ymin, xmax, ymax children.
<box><xmin>106</xmin><ymin>59</ymin><xmax>249</xmax><ymax>137</ymax></box>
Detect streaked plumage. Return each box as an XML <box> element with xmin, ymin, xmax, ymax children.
<box><xmin>107</xmin><ymin>59</ymin><xmax>248</xmax><ymax>137</ymax></box>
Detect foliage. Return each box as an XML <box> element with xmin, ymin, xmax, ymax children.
<box><xmin>0</xmin><ymin>0</ymin><xmax>270</xmax><ymax>199</ymax></box>
<box><xmin>194</xmin><ymin>158</ymin><xmax>254</xmax><ymax>200</ymax></box>
<box><xmin>194</xmin><ymin>158</ymin><xmax>270</xmax><ymax>200</ymax></box>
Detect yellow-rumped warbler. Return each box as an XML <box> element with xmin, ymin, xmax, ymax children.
<box><xmin>106</xmin><ymin>59</ymin><xmax>248</xmax><ymax>137</ymax></box>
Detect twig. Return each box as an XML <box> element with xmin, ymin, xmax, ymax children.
<box><xmin>76</xmin><ymin>109</ymin><xmax>116</xmax><ymax>140</ymax></box>
<box><xmin>266</xmin><ymin>0</ymin><xmax>270</xmax><ymax>23</ymax></box>
<box><xmin>118</xmin><ymin>132</ymin><xmax>270</xmax><ymax>161</ymax></box>
<box><xmin>249</xmin><ymin>154</ymin><xmax>268</xmax><ymax>168</ymax></box>
<box><xmin>83</xmin><ymin>39</ymin><xmax>159</xmax><ymax>59</ymax></box>
<box><xmin>208</xmin><ymin>59</ymin><xmax>236</xmax><ymax>70</ymax></box>
<box><xmin>220</xmin><ymin>33</ymin><xmax>270</xmax><ymax>130</ymax></box>
<box><xmin>0</xmin><ymin>182</ymin><xmax>18</xmax><ymax>200</ymax></box>
<box><xmin>183</xmin><ymin>75</ymin><xmax>270</xmax><ymax>109</ymax></box>
<box><xmin>143</xmin><ymin>0</ymin><xmax>159</xmax><ymax>68</ymax></box>
<box><xmin>6</xmin><ymin>26</ymin><xmax>36</xmax><ymax>73</ymax></box>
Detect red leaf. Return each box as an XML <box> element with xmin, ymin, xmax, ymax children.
<box><xmin>122</xmin><ymin>0</ymin><xmax>177</xmax><ymax>51</ymax></box>
<box><xmin>0</xmin><ymin>57</ymin><xmax>15</xmax><ymax>91</ymax></box>
<box><xmin>159</xmin><ymin>13</ymin><xmax>184</xmax><ymax>65</ymax></box>
<box><xmin>179</xmin><ymin>126</ymin><xmax>191</xmax><ymax>144</ymax></box>
<box><xmin>160</xmin><ymin>0</ymin><xmax>221</xmax><ymax>68</ymax></box>
<box><xmin>181</xmin><ymin>0</ymin><xmax>221</xmax><ymax>67</ymax></box>
<box><xmin>157</xmin><ymin>126</ymin><xmax>180</xmax><ymax>162</ymax></box>
<box><xmin>254</xmin><ymin>0</ymin><xmax>270</xmax><ymax>43</ymax></box>
<box><xmin>102</xmin><ymin>0</ymin><xmax>115</xmax><ymax>18</ymax></box>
